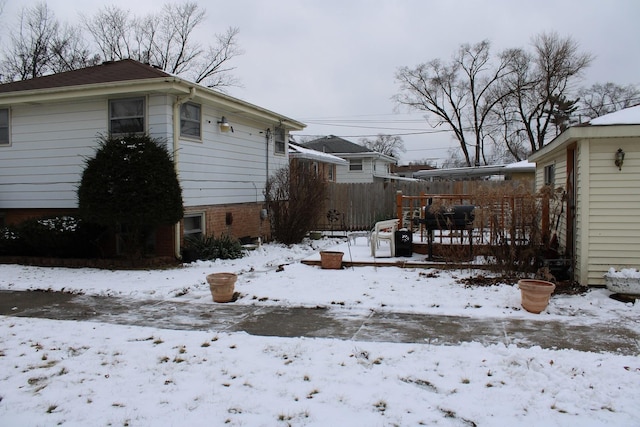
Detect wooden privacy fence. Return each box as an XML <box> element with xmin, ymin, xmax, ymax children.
<box><xmin>316</xmin><ymin>180</ymin><xmax>534</xmax><ymax>231</ymax></box>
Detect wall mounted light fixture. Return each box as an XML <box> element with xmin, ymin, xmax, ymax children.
<box><xmin>217</xmin><ymin>116</ymin><xmax>232</xmax><ymax>132</ymax></box>
<box><xmin>615</xmin><ymin>148</ymin><xmax>625</xmax><ymax>170</ymax></box>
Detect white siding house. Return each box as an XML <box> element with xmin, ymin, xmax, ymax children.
<box><xmin>302</xmin><ymin>135</ymin><xmax>398</xmax><ymax>183</ymax></box>
<box><xmin>528</xmin><ymin>105</ymin><xmax>640</xmax><ymax>286</ymax></box>
<box><xmin>0</xmin><ymin>60</ymin><xmax>305</xmax><ymax>257</ymax></box>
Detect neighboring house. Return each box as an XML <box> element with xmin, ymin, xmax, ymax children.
<box><xmin>302</xmin><ymin>135</ymin><xmax>398</xmax><ymax>183</ymax></box>
<box><xmin>528</xmin><ymin>105</ymin><xmax>640</xmax><ymax>286</ymax></box>
<box><xmin>0</xmin><ymin>59</ymin><xmax>305</xmax><ymax>258</ymax></box>
<box><xmin>288</xmin><ymin>142</ymin><xmax>348</xmax><ymax>182</ymax></box>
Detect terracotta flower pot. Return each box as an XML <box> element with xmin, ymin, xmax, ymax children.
<box><xmin>518</xmin><ymin>279</ymin><xmax>556</xmax><ymax>314</ymax></box>
<box><xmin>320</xmin><ymin>251</ymin><xmax>343</xmax><ymax>269</ymax></box>
<box><xmin>206</xmin><ymin>272</ymin><xmax>237</xmax><ymax>303</ymax></box>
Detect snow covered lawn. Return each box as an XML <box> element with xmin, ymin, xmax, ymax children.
<box><xmin>1</xmin><ymin>239</ymin><xmax>639</xmax><ymax>426</ymax></box>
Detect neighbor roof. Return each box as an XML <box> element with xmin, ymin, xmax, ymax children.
<box><xmin>303</xmin><ymin>135</ymin><xmax>373</xmax><ymax>154</ymax></box>
<box><xmin>0</xmin><ymin>59</ymin><xmax>172</xmax><ymax>93</ymax></box>
<box><xmin>288</xmin><ymin>143</ymin><xmax>348</xmax><ymax>165</ymax></box>
<box><xmin>0</xmin><ymin>59</ymin><xmax>306</xmax><ymax>131</ymax></box>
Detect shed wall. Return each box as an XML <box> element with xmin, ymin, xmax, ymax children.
<box><xmin>584</xmin><ymin>137</ymin><xmax>640</xmax><ymax>285</ymax></box>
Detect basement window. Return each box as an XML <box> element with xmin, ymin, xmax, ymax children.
<box><xmin>184</xmin><ymin>214</ymin><xmax>204</xmax><ymax>240</ymax></box>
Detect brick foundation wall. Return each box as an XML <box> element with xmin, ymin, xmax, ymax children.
<box><xmin>2</xmin><ymin>208</ymin><xmax>177</xmax><ymax>258</ymax></box>
<box><xmin>2</xmin><ymin>203</ymin><xmax>266</xmax><ymax>259</ymax></box>
<box><xmin>185</xmin><ymin>202</ymin><xmax>270</xmax><ymax>243</ymax></box>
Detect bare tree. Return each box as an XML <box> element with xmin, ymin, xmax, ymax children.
<box><xmin>394</xmin><ymin>40</ymin><xmax>514</xmax><ymax>167</ymax></box>
<box><xmin>501</xmin><ymin>33</ymin><xmax>592</xmax><ymax>153</ymax></box>
<box><xmin>358</xmin><ymin>134</ymin><xmax>406</xmax><ymax>158</ymax></box>
<box><xmin>150</xmin><ymin>3</ymin><xmax>205</xmax><ymax>75</ymax></box>
<box><xmin>82</xmin><ymin>2</ymin><xmax>242</xmax><ymax>90</ymax></box>
<box><xmin>0</xmin><ymin>2</ymin><xmax>94</xmax><ymax>82</ymax></box>
<box><xmin>50</xmin><ymin>23</ymin><xmax>100</xmax><ymax>73</ymax></box>
<box><xmin>82</xmin><ymin>5</ymin><xmax>132</xmax><ymax>61</ymax></box>
<box><xmin>2</xmin><ymin>3</ymin><xmax>58</xmax><ymax>80</ymax></box>
<box><xmin>577</xmin><ymin>82</ymin><xmax>640</xmax><ymax>119</ymax></box>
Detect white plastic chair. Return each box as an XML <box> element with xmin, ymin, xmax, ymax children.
<box><xmin>370</xmin><ymin>219</ymin><xmax>399</xmax><ymax>257</ymax></box>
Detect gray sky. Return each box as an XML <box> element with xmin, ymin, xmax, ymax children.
<box><xmin>3</xmin><ymin>0</ymin><xmax>640</xmax><ymax>164</ymax></box>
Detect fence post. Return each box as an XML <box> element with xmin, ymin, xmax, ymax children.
<box><xmin>396</xmin><ymin>190</ymin><xmax>403</xmax><ymax>227</ymax></box>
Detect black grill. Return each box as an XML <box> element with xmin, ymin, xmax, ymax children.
<box><xmin>412</xmin><ymin>205</ymin><xmax>475</xmax><ymax>260</ymax></box>
<box><xmin>414</xmin><ymin>205</ymin><xmax>475</xmax><ymax>230</ymax></box>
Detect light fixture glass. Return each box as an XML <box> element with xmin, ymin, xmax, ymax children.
<box><xmin>217</xmin><ymin>116</ymin><xmax>231</xmax><ymax>132</ymax></box>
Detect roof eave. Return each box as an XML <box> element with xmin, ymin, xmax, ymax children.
<box><xmin>528</xmin><ymin>124</ymin><xmax>640</xmax><ymax>162</ymax></box>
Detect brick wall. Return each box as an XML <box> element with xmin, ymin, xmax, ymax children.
<box><xmin>3</xmin><ymin>203</ymin><xmax>267</xmax><ymax>258</ymax></box>
<box><xmin>185</xmin><ymin>202</ymin><xmax>270</xmax><ymax>243</ymax></box>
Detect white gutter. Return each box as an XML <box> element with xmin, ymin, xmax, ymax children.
<box><xmin>172</xmin><ymin>86</ymin><xmax>196</xmax><ymax>259</ymax></box>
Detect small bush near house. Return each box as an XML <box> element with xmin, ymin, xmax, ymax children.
<box><xmin>0</xmin><ymin>225</ymin><xmax>21</xmax><ymax>256</ymax></box>
<box><xmin>77</xmin><ymin>134</ymin><xmax>184</xmax><ymax>260</ymax></box>
<box><xmin>264</xmin><ymin>164</ymin><xmax>328</xmax><ymax>245</ymax></box>
<box><xmin>0</xmin><ymin>216</ymin><xmax>105</xmax><ymax>258</ymax></box>
<box><xmin>182</xmin><ymin>234</ymin><xmax>244</xmax><ymax>261</ymax></box>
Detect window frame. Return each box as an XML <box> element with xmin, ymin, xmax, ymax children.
<box><xmin>183</xmin><ymin>213</ymin><xmax>205</xmax><ymax>240</ymax></box>
<box><xmin>328</xmin><ymin>164</ymin><xmax>335</xmax><ymax>181</ymax></box>
<box><xmin>0</xmin><ymin>108</ymin><xmax>10</xmax><ymax>146</ymax></box>
<box><xmin>274</xmin><ymin>126</ymin><xmax>286</xmax><ymax>155</ymax></box>
<box><xmin>180</xmin><ymin>102</ymin><xmax>202</xmax><ymax>140</ymax></box>
<box><xmin>349</xmin><ymin>158</ymin><xmax>363</xmax><ymax>172</ymax></box>
<box><xmin>544</xmin><ymin>164</ymin><xmax>555</xmax><ymax>186</ymax></box>
<box><xmin>109</xmin><ymin>97</ymin><xmax>146</xmax><ymax>135</ymax></box>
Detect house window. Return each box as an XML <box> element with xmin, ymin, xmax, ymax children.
<box><xmin>328</xmin><ymin>165</ymin><xmax>335</xmax><ymax>181</ymax></box>
<box><xmin>544</xmin><ymin>164</ymin><xmax>555</xmax><ymax>186</ymax></box>
<box><xmin>180</xmin><ymin>102</ymin><xmax>201</xmax><ymax>139</ymax></box>
<box><xmin>349</xmin><ymin>158</ymin><xmax>363</xmax><ymax>171</ymax></box>
<box><xmin>184</xmin><ymin>213</ymin><xmax>204</xmax><ymax>240</ymax></box>
<box><xmin>109</xmin><ymin>97</ymin><xmax>145</xmax><ymax>134</ymax></box>
<box><xmin>0</xmin><ymin>108</ymin><xmax>9</xmax><ymax>146</ymax></box>
<box><xmin>274</xmin><ymin>126</ymin><xmax>285</xmax><ymax>154</ymax></box>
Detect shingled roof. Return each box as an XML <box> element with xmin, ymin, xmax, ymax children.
<box><xmin>303</xmin><ymin>135</ymin><xmax>373</xmax><ymax>154</ymax></box>
<box><xmin>0</xmin><ymin>59</ymin><xmax>172</xmax><ymax>93</ymax></box>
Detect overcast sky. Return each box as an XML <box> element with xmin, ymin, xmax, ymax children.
<box><xmin>2</xmin><ymin>0</ymin><xmax>639</xmax><ymax>164</ymax></box>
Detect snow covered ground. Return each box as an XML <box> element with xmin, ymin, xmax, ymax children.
<box><xmin>1</xmin><ymin>238</ymin><xmax>639</xmax><ymax>426</ymax></box>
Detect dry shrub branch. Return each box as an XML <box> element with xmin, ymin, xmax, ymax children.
<box><xmin>264</xmin><ymin>164</ymin><xmax>328</xmax><ymax>245</ymax></box>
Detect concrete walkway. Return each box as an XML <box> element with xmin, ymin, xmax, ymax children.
<box><xmin>1</xmin><ymin>290</ymin><xmax>638</xmax><ymax>355</ymax></box>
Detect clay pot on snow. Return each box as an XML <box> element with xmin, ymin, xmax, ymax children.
<box><xmin>206</xmin><ymin>272</ymin><xmax>237</xmax><ymax>303</ymax></box>
<box><xmin>319</xmin><ymin>251</ymin><xmax>344</xmax><ymax>269</ymax></box>
<box><xmin>518</xmin><ymin>279</ymin><xmax>556</xmax><ymax>314</ymax></box>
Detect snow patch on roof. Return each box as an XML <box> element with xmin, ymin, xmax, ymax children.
<box><xmin>288</xmin><ymin>143</ymin><xmax>348</xmax><ymax>165</ymax></box>
<box><xmin>504</xmin><ymin>160</ymin><xmax>535</xmax><ymax>170</ymax></box>
<box><xmin>589</xmin><ymin>104</ymin><xmax>640</xmax><ymax>125</ymax></box>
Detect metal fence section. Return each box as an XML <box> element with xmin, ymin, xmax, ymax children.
<box><xmin>395</xmin><ymin>191</ymin><xmax>551</xmax><ymax>250</ymax></box>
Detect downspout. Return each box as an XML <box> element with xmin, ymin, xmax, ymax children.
<box><xmin>172</xmin><ymin>87</ymin><xmax>196</xmax><ymax>259</ymax></box>
<box><xmin>265</xmin><ymin>127</ymin><xmax>271</xmax><ymax>183</ymax></box>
